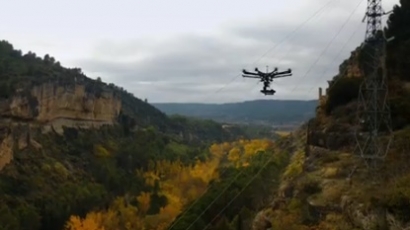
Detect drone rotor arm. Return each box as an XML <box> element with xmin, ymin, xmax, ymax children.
<box><xmin>272</xmin><ymin>73</ymin><xmax>292</xmax><ymax>79</ymax></box>
<box><xmin>242</xmin><ymin>74</ymin><xmax>261</xmax><ymax>79</ymax></box>
<box><xmin>242</xmin><ymin>69</ymin><xmax>259</xmax><ymax>75</ymax></box>
<box><xmin>255</xmin><ymin>69</ymin><xmax>266</xmax><ymax>75</ymax></box>
<box><xmin>275</xmin><ymin>69</ymin><xmax>292</xmax><ymax>75</ymax></box>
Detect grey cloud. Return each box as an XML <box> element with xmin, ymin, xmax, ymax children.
<box><xmin>74</xmin><ymin>1</ymin><xmax>375</xmax><ymax>103</ymax></box>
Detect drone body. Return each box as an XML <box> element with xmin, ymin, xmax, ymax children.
<box><xmin>242</xmin><ymin>67</ymin><xmax>292</xmax><ymax>95</ymax></box>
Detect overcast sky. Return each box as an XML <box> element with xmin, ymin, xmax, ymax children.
<box><xmin>0</xmin><ymin>0</ymin><xmax>399</xmax><ymax>103</ymax></box>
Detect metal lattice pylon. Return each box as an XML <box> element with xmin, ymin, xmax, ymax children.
<box><xmin>354</xmin><ymin>0</ymin><xmax>393</xmax><ymax>167</ymax></box>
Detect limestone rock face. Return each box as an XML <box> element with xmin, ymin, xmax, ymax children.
<box><xmin>0</xmin><ymin>82</ymin><xmax>122</xmax><ymax>133</ymax></box>
<box><xmin>0</xmin><ymin>81</ymin><xmax>122</xmax><ymax>171</ymax></box>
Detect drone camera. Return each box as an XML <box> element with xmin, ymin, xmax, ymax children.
<box><xmin>261</xmin><ymin>89</ymin><xmax>276</xmax><ymax>95</ymax></box>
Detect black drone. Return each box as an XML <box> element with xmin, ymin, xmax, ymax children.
<box><xmin>242</xmin><ymin>67</ymin><xmax>292</xmax><ymax>95</ymax></box>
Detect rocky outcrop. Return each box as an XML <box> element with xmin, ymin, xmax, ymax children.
<box><xmin>308</xmin><ymin>131</ymin><xmax>354</xmax><ymax>150</ymax></box>
<box><xmin>0</xmin><ymin>81</ymin><xmax>121</xmax><ymax>171</ymax></box>
<box><xmin>341</xmin><ymin>195</ymin><xmax>388</xmax><ymax>230</ymax></box>
<box><xmin>0</xmin><ymin>123</ymin><xmax>43</xmax><ymax>171</ymax></box>
<box><xmin>0</xmin><ymin>81</ymin><xmax>122</xmax><ymax>134</ymax></box>
<box><xmin>252</xmin><ymin>141</ymin><xmax>410</xmax><ymax>230</ymax></box>
<box><xmin>252</xmin><ymin>211</ymin><xmax>272</xmax><ymax>230</ymax></box>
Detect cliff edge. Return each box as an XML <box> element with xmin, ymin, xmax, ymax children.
<box><xmin>0</xmin><ymin>81</ymin><xmax>121</xmax><ymax>133</ymax></box>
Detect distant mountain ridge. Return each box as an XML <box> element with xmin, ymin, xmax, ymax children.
<box><xmin>153</xmin><ymin>99</ymin><xmax>318</xmax><ymax>126</ymax></box>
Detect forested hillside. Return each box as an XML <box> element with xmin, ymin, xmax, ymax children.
<box><xmin>63</xmin><ymin>138</ymin><xmax>294</xmax><ymax>230</ymax></box>
<box><xmin>2</xmin><ymin>0</ymin><xmax>408</xmax><ymax>229</ymax></box>
<box><xmin>153</xmin><ymin>100</ymin><xmax>317</xmax><ymax>126</ymax></box>
<box><xmin>0</xmin><ymin>41</ymin><xmax>274</xmax><ymax>230</ymax></box>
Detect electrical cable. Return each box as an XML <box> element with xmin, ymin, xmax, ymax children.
<box><xmin>290</xmin><ymin>0</ymin><xmax>365</xmax><ymax>92</ymax></box>
<box><xmin>202</xmin><ymin>31</ymin><xmax>367</xmax><ymax>230</ymax></box>
<box><xmin>202</xmin><ymin>0</ymin><xmax>340</xmax><ymax>98</ymax></box>
<box><xmin>203</xmin><ymin>33</ymin><xmax>366</xmax><ymax>230</ymax></box>
<box><xmin>245</xmin><ymin>0</ymin><xmax>364</xmax><ymax>97</ymax></box>
<box><xmin>244</xmin><ymin>0</ymin><xmax>343</xmax><ymax>97</ymax></box>
<box><xmin>274</xmin><ymin>0</ymin><xmax>339</xmax><ymax>67</ymax></box>
<box><xmin>307</xmin><ymin>17</ymin><xmax>364</xmax><ymax>94</ymax></box>
<box><xmin>244</xmin><ymin>0</ymin><xmax>342</xmax><ymax>96</ymax></box>
<box><xmin>192</xmin><ymin>1</ymin><xmax>367</xmax><ymax>229</ymax></box>
<box><xmin>166</xmin><ymin>1</ymin><xmax>339</xmax><ymax>229</ymax></box>
<box><xmin>201</xmin><ymin>139</ymin><xmax>305</xmax><ymax>230</ymax></box>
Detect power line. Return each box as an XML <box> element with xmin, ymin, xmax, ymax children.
<box><xmin>205</xmin><ymin>0</ymin><xmax>339</xmax><ymax>97</ymax></box>
<box><xmin>291</xmin><ymin>0</ymin><xmax>366</xmax><ymax>92</ymax></box>
<box><xmin>190</xmin><ymin>1</ymin><xmax>396</xmax><ymax>228</ymax></box>
<box><xmin>274</xmin><ymin>0</ymin><xmax>341</xmax><ymax>67</ymax></box>
<box><xmin>245</xmin><ymin>0</ymin><xmax>364</xmax><ymax>98</ymax></box>
<box><xmin>243</xmin><ymin>0</ymin><xmax>342</xmax><ymax>98</ymax></box>
<box><xmin>166</xmin><ymin>2</ymin><xmax>338</xmax><ymax>229</ymax></box>
<box><xmin>192</xmin><ymin>2</ymin><xmax>369</xmax><ymax>230</ymax></box>
<box><xmin>202</xmin><ymin>139</ymin><xmax>305</xmax><ymax>230</ymax></box>
<box><xmin>307</xmin><ymin>15</ymin><xmax>365</xmax><ymax>94</ymax></box>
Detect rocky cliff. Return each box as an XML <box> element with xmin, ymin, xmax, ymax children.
<box><xmin>0</xmin><ymin>81</ymin><xmax>121</xmax><ymax>133</ymax></box>
<box><xmin>0</xmin><ymin>42</ymin><xmax>247</xmax><ymax>172</ymax></box>
<box><xmin>251</xmin><ymin>126</ymin><xmax>410</xmax><ymax>230</ymax></box>
<box><xmin>0</xmin><ymin>81</ymin><xmax>122</xmax><ymax>171</ymax></box>
<box><xmin>251</xmin><ymin>2</ymin><xmax>410</xmax><ymax>228</ymax></box>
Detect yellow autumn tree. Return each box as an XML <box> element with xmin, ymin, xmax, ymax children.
<box><xmin>243</xmin><ymin>139</ymin><xmax>271</xmax><ymax>157</ymax></box>
<box><xmin>65</xmin><ymin>139</ymin><xmax>275</xmax><ymax>230</ymax></box>
<box><xmin>65</xmin><ymin>212</ymin><xmax>105</xmax><ymax>230</ymax></box>
<box><xmin>209</xmin><ymin>143</ymin><xmax>224</xmax><ymax>158</ymax></box>
<box><xmin>142</xmin><ymin>170</ymin><xmax>160</xmax><ymax>187</ymax></box>
<box><xmin>142</xmin><ymin>153</ymin><xmax>222</xmax><ymax>227</ymax></box>
<box><xmin>227</xmin><ymin>147</ymin><xmax>241</xmax><ymax>162</ymax></box>
<box><xmin>93</xmin><ymin>144</ymin><xmax>111</xmax><ymax>158</ymax></box>
<box><xmin>137</xmin><ymin>192</ymin><xmax>152</xmax><ymax>215</ymax></box>
<box><xmin>112</xmin><ymin>197</ymin><xmax>144</xmax><ymax>230</ymax></box>
<box><xmin>66</xmin><ymin>197</ymin><xmax>145</xmax><ymax>230</ymax></box>
<box><xmin>221</xmin><ymin>142</ymin><xmax>232</xmax><ymax>153</ymax></box>
<box><xmin>217</xmin><ymin>139</ymin><xmax>274</xmax><ymax>168</ymax></box>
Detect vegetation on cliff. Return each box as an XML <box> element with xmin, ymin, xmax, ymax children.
<box><xmin>61</xmin><ymin>138</ymin><xmax>290</xmax><ymax>230</ymax></box>
<box><xmin>251</xmin><ymin>1</ymin><xmax>410</xmax><ymax>229</ymax></box>
<box><xmin>0</xmin><ymin>129</ymin><xmax>289</xmax><ymax>230</ymax></box>
<box><xmin>0</xmin><ymin>41</ymin><xmax>250</xmax><ymax>143</ymax></box>
<box><xmin>0</xmin><ymin>37</ymin><xmax>286</xmax><ymax>230</ymax></box>
<box><xmin>0</xmin><ymin>126</ymin><xmax>203</xmax><ymax>230</ymax></box>
<box><xmin>1</xmin><ymin>1</ymin><xmax>409</xmax><ymax>230</ymax></box>
<box><xmin>324</xmin><ymin>0</ymin><xmax>410</xmax><ymax>126</ymax></box>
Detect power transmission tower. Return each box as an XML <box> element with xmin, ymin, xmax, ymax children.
<box><xmin>355</xmin><ymin>0</ymin><xmax>393</xmax><ymax>167</ymax></box>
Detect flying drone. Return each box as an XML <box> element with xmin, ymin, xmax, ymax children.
<box><xmin>242</xmin><ymin>67</ymin><xmax>292</xmax><ymax>95</ymax></box>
